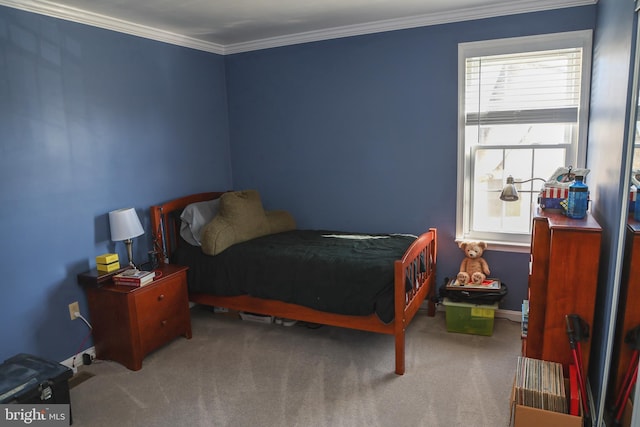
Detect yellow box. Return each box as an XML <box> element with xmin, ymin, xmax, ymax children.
<box><xmin>97</xmin><ymin>261</ymin><xmax>121</xmax><ymax>273</ymax></box>
<box><xmin>96</xmin><ymin>253</ymin><xmax>119</xmax><ymax>264</ymax></box>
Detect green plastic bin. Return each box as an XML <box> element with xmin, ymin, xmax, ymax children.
<box><xmin>443</xmin><ymin>298</ymin><xmax>498</xmax><ymax>336</ymax></box>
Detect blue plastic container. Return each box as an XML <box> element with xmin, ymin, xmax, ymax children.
<box><xmin>566</xmin><ymin>176</ymin><xmax>588</xmax><ymax>219</ymax></box>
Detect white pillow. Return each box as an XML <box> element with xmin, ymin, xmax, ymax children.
<box><xmin>180</xmin><ymin>199</ymin><xmax>220</xmax><ymax>246</ymax></box>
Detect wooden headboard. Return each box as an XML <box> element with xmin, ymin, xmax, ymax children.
<box><xmin>150</xmin><ymin>192</ymin><xmax>226</xmax><ymax>264</ymax></box>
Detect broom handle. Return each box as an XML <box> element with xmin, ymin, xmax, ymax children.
<box><xmin>572</xmin><ymin>342</ymin><xmax>590</xmax><ymax>418</ymax></box>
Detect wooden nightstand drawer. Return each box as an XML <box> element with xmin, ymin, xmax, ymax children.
<box><xmin>136</xmin><ymin>274</ymin><xmax>190</xmax><ymax>355</ymax></box>
<box><xmin>80</xmin><ymin>264</ymin><xmax>192</xmax><ymax>371</ymax></box>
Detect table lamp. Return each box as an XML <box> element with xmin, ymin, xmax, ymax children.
<box><xmin>109</xmin><ymin>208</ymin><xmax>144</xmax><ymax>268</ymax></box>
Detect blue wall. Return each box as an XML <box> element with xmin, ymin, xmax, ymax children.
<box><xmin>0</xmin><ymin>6</ymin><xmax>232</xmax><ymax>363</ymax></box>
<box><xmin>0</xmin><ymin>3</ymin><xmax>601</xmax><ymax>365</ymax></box>
<box><xmin>226</xmin><ymin>6</ymin><xmax>597</xmax><ymax>312</ymax></box>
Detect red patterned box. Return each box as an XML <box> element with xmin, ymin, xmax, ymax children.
<box><xmin>539</xmin><ymin>187</ymin><xmax>569</xmax><ymax>210</ymax></box>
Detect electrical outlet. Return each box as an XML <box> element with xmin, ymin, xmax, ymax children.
<box><xmin>68</xmin><ymin>302</ymin><xmax>80</xmax><ymax>320</ymax></box>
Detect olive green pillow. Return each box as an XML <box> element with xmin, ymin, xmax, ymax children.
<box><xmin>266</xmin><ymin>210</ymin><xmax>296</xmax><ymax>234</ymax></box>
<box><xmin>201</xmin><ymin>190</ymin><xmax>271</xmax><ymax>255</ymax></box>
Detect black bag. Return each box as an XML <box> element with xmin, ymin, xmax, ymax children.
<box><xmin>438</xmin><ymin>277</ymin><xmax>508</xmax><ymax>305</ymax></box>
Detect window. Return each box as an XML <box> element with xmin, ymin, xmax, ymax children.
<box><xmin>456</xmin><ymin>31</ymin><xmax>592</xmax><ymax>250</ymax></box>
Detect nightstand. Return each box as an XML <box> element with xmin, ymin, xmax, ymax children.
<box><xmin>78</xmin><ymin>264</ymin><xmax>192</xmax><ymax>370</ymax></box>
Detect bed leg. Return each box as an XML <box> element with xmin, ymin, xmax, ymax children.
<box><xmin>427</xmin><ymin>297</ymin><xmax>436</xmax><ymax>317</ymax></box>
<box><xmin>395</xmin><ymin>329</ymin><xmax>405</xmax><ymax>375</ymax></box>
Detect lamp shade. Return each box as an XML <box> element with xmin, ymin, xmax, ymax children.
<box><xmin>499</xmin><ymin>176</ymin><xmax>520</xmax><ymax>201</ymax></box>
<box><xmin>109</xmin><ymin>208</ymin><xmax>144</xmax><ymax>241</ymax></box>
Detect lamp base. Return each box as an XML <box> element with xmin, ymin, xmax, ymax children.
<box><xmin>124</xmin><ymin>238</ymin><xmax>137</xmax><ymax>270</ymax></box>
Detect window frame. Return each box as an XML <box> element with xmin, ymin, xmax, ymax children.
<box><xmin>456</xmin><ymin>30</ymin><xmax>593</xmax><ymax>252</ymax></box>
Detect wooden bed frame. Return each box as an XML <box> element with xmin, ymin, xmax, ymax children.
<box><xmin>150</xmin><ymin>192</ymin><xmax>437</xmax><ymax>375</ymax></box>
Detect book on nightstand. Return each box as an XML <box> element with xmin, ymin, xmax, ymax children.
<box><xmin>112</xmin><ymin>269</ymin><xmax>155</xmax><ymax>287</ymax></box>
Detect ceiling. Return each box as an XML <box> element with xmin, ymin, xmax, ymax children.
<box><xmin>2</xmin><ymin>0</ymin><xmax>596</xmax><ymax>54</ymax></box>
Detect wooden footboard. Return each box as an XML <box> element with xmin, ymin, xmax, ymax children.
<box><xmin>393</xmin><ymin>228</ymin><xmax>437</xmax><ymax>374</ymax></box>
<box><xmin>150</xmin><ymin>193</ymin><xmax>437</xmax><ymax>375</ymax></box>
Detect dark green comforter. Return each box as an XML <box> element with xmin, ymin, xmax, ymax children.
<box><xmin>174</xmin><ymin>230</ymin><xmax>416</xmax><ymax>324</ymax></box>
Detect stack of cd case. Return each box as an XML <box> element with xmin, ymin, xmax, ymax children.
<box><xmin>514</xmin><ymin>356</ymin><xmax>567</xmax><ymax>414</ymax></box>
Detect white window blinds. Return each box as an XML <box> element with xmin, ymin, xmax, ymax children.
<box><xmin>465</xmin><ymin>48</ymin><xmax>583</xmax><ymax>129</ymax></box>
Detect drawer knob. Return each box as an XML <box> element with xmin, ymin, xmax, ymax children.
<box><xmin>158</xmin><ymin>294</ymin><xmax>165</xmax><ymax>301</ymax></box>
<box><xmin>161</xmin><ymin>320</ymin><xmax>167</xmax><ymax>326</ymax></box>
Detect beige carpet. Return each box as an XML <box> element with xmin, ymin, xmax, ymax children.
<box><xmin>69</xmin><ymin>306</ymin><xmax>522</xmax><ymax>427</ymax></box>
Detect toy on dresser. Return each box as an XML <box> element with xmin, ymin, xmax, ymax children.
<box><xmin>539</xmin><ymin>166</ymin><xmax>590</xmax><ymax>211</ymax></box>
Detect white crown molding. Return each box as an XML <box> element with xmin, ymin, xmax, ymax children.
<box><xmin>226</xmin><ymin>0</ymin><xmax>597</xmax><ymax>54</ymax></box>
<box><xmin>0</xmin><ymin>0</ymin><xmax>226</xmax><ymax>54</ymax></box>
<box><xmin>0</xmin><ymin>0</ymin><xmax>597</xmax><ymax>55</ymax></box>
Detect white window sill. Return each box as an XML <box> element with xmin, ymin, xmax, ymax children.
<box><xmin>454</xmin><ymin>238</ymin><xmax>531</xmax><ymax>254</ymax></box>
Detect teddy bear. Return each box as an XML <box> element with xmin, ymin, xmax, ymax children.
<box><xmin>457</xmin><ymin>241</ymin><xmax>490</xmax><ymax>285</ymax></box>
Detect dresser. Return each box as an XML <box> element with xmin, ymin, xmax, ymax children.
<box><xmin>525</xmin><ymin>208</ymin><xmax>602</xmax><ymax>374</ymax></box>
<box><xmin>80</xmin><ymin>264</ymin><xmax>192</xmax><ymax>370</ymax></box>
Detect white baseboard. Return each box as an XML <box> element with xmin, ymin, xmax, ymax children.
<box><xmin>495</xmin><ymin>309</ymin><xmax>522</xmax><ymax>323</ymax></box>
<box><xmin>60</xmin><ymin>346</ymin><xmax>96</xmax><ymax>374</ymax></box>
